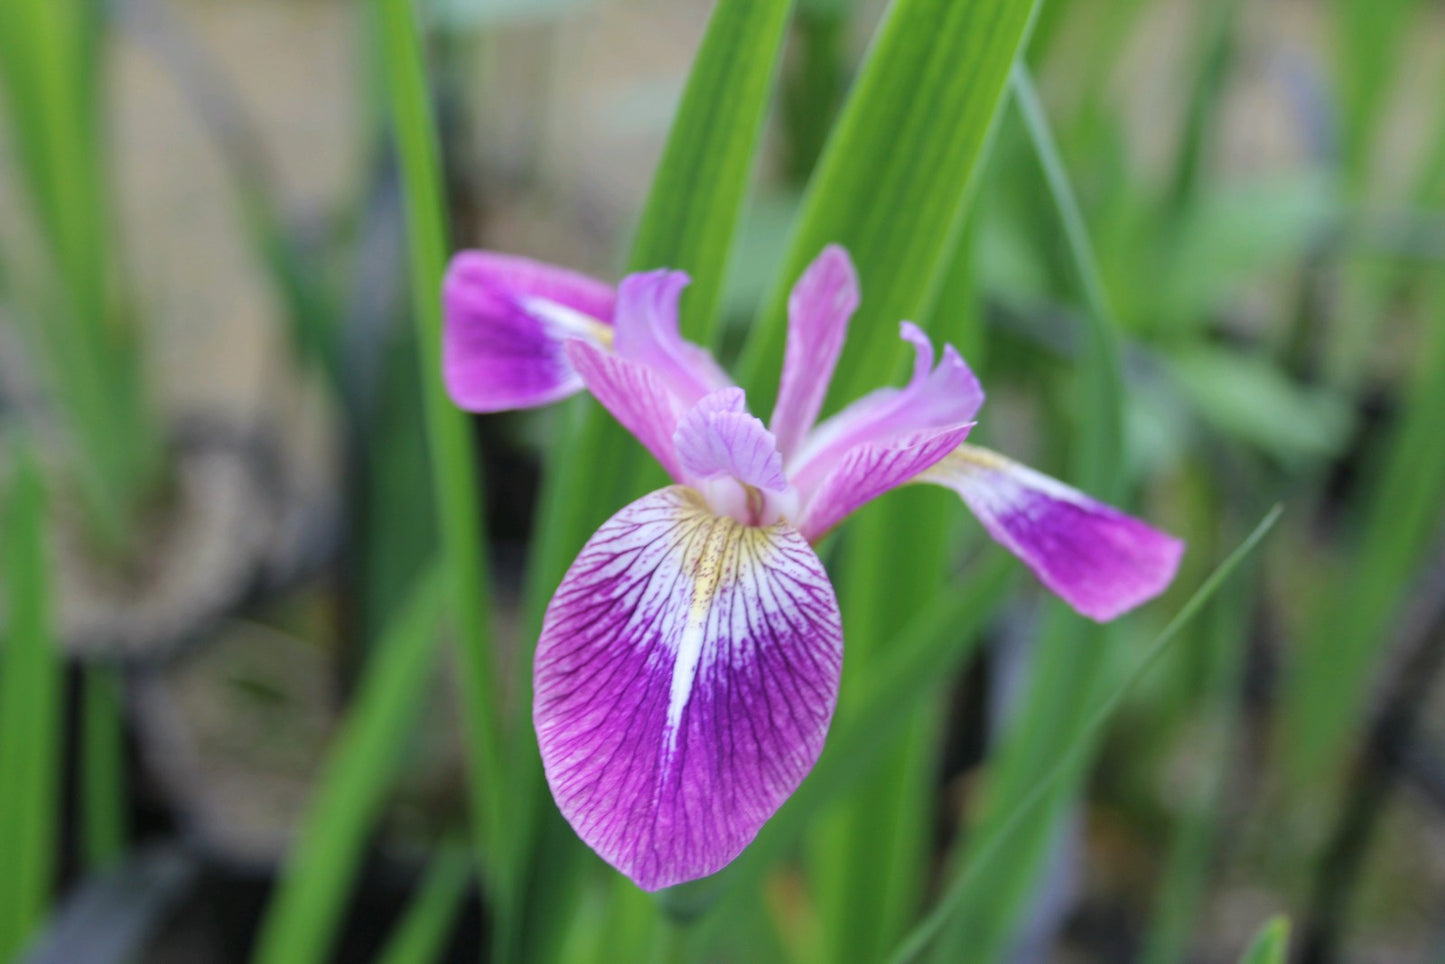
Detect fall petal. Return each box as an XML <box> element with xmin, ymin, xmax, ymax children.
<box><xmin>442</xmin><ymin>250</ymin><xmax>615</xmax><ymax>412</ymax></box>
<box><xmin>534</xmin><ymin>487</ymin><xmax>843</xmax><ymax>890</ymax></box>
<box><xmin>919</xmin><ymin>445</ymin><xmax>1185</xmax><ymax>621</ymax></box>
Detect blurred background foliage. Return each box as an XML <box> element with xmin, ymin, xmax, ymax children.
<box><xmin>1</xmin><ymin>0</ymin><xmax>1443</xmax><ymax>961</ymax></box>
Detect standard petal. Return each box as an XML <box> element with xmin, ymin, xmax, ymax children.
<box><xmin>674</xmin><ymin>388</ymin><xmax>788</xmax><ymax>493</ymax></box>
<box><xmin>769</xmin><ymin>245</ymin><xmax>859</xmax><ymax>457</ymax></box>
<box><xmin>442</xmin><ymin>250</ymin><xmax>615</xmax><ymax>412</ymax></box>
<box><xmin>566</xmin><ymin>341</ymin><xmax>687</xmax><ymax>482</ymax></box>
<box><xmin>919</xmin><ymin>445</ymin><xmax>1185</xmax><ymax>621</ymax></box>
<box><xmin>787</xmin><ymin>322</ymin><xmax>984</xmax><ymax>497</ymax></box>
<box><xmin>796</xmin><ymin>423</ymin><xmax>973</xmax><ymax>542</ymax></box>
<box><xmin>534</xmin><ymin>487</ymin><xmax>843</xmax><ymax>891</ymax></box>
<box><xmin>612</xmin><ymin>270</ymin><xmax>732</xmax><ymax>404</ymax></box>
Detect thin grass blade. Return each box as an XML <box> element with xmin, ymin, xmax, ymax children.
<box><xmin>371</xmin><ymin>0</ymin><xmax>506</xmax><ymax>915</ymax></box>
<box><xmin>0</xmin><ymin>445</ymin><xmax>63</xmax><ymax>962</ymax></box>
<box><xmin>888</xmin><ymin>506</ymin><xmax>1284</xmax><ymax>964</ymax></box>
<box><xmin>374</xmin><ymin>845</ymin><xmax>472</xmax><ymax>964</ymax></box>
<box><xmin>251</xmin><ymin>566</ymin><xmax>447</xmax><ymax>964</ymax></box>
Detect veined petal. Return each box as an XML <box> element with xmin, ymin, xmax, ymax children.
<box><xmin>770</xmin><ymin>246</ymin><xmax>859</xmax><ymax>457</ymax></box>
<box><xmin>534</xmin><ymin>487</ymin><xmax>843</xmax><ymax>891</ymax></box>
<box><xmin>613</xmin><ymin>270</ymin><xmax>732</xmax><ymax>404</ymax></box>
<box><xmin>675</xmin><ymin>388</ymin><xmax>788</xmax><ymax>493</ymax></box>
<box><xmin>919</xmin><ymin>444</ymin><xmax>1185</xmax><ymax>621</ymax></box>
<box><xmin>796</xmin><ymin>423</ymin><xmax>974</xmax><ymax>542</ymax></box>
<box><xmin>566</xmin><ymin>341</ymin><xmax>686</xmax><ymax>482</ymax></box>
<box><xmin>442</xmin><ymin>250</ymin><xmax>615</xmax><ymax>412</ymax></box>
<box><xmin>788</xmin><ymin>322</ymin><xmax>984</xmax><ymax>498</ymax></box>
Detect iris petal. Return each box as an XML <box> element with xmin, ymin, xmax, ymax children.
<box><xmin>919</xmin><ymin>445</ymin><xmax>1185</xmax><ymax>621</ymax></box>
<box><xmin>770</xmin><ymin>246</ymin><xmax>859</xmax><ymax>458</ymax></box>
<box><xmin>442</xmin><ymin>251</ymin><xmax>614</xmax><ymax>411</ymax></box>
<box><xmin>566</xmin><ymin>341</ymin><xmax>687</xmax><ymax>482</ymax></box>
<box><xmin>674</xmin><ymin>388</ymin><xmax>788</xmax><ymax>493</ymax></box>
<box><xmin>612</xmin><ymin>270</ymin><xmax>731</xmax><ymax>405</ymax></box>
<box><xmin>534</xmin><ymin>487</ymin><xmax>843</xmax><ymax>890</ymax></box>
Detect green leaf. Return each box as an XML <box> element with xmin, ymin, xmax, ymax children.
<box><xmin>1237</xmin><ymin>916</ymin><xmax>1290</xmax><ymax>964</ymax></box>
<box><xmin>0</xmin><ymin>443</ymin><xmax>63</xmax><ymax>963</ymax></box>
<box><xmin>251</xmin><ymin>567</ymin><xmax>447</xmax><ymax>964</ymax></box>
<box><xmin>925</xmin><ymin>67</ymin><xmax>1130</xmax><ymax>963</ymax></box>
<box><xmin>81</xmin><ymin>668</ymin><xmax>128</xmax><ymax>869</ymax></box>
<box><xmin>737</xmin><ymin>0</ymin><xmax>1044</xmax><ymax>412</ymax></box>
<box><xmin>375</xmin><ymin>845</ymin><xmax>472</xmax><ymax>964</ymax></box>
<box><xmin>629</xmin><ymin>0</ymin><xmax>793</xmax><ymax>344</ymax></box>
<box><xmin>1168</xmin><ymin>346</ymin><xmax>1353</xmax><ymax>466</ymax></box>
<box><xmin>372</xmin><ymin>0</ymin><xmax>507</xmax><ymax>919</ymax></box>
<box><xmin>888</xmin><ymin>505</ymin><xmax>1284</xmax><ymax>963</ymax></box>
<box><xmin>1282</xmin><ymin>276</ymin><xmax>1445</xmax><ymax>783</ymax></box>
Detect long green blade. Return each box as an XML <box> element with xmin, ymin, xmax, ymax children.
<box><xmin>928</xmin><ymin>64</ymin><xmax>1128</xmax><ymax>963</ymax></box>
<box><xmin>372</xmin><ymin>0</ymin><xmax>506</xmax><ymax>912</ymax></box>
<box><xmin>375</xmin><ymin>845</ymin><xmax>472</xmax><ymax>964</ymax></box>
<box><xmin>736</xmin><ymin>0</ymin><xmax>1042</xmax><ymax>410</ymax></box>
<box><xmin>629</xmin><ymin>0</ymin><xmax>793</xmax><ymax>344</ymax></box>
<box><xmin>251</xmin><ymin>567</ymin><xmax>447</xmax><ymax>964</ymax></box>
<box><xmin>1238</xmin><ymin>916</ymin><xmax>1290</xmax><ymax>964</ymax></box>
<box><xmin>888</xmin><ymin>506</ymin><xmax>1284</xmax><ymax>963</ymax></box>
<box><xmin>0</xmin><ymin>445</ymin><xmax>63</xmax><ymax>962</ymax></box>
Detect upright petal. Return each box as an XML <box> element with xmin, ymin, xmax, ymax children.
<box><xmin>442</xmin><ymin>251</ymin><xmax>615</xmax><ymax>412</ymax></box>
<box><xmin>674</xmin><ymin>388</ymin><xmax>788</xmax><ymax>493</ymax></box>
<box><xmin>534</xmin><ymin>487</ymin><xmax>843</xmax><ymax>890</ymax></box>
<box><xmin>919</xmin><ymin>445</ymin><xmax>1185</xmax><ymax>621</ymax></box>
<box><xmin>787</xmin><ymin>322</ymin><xmax>984</xmax><ymax>509</ymax></box>
<box><xmin>566</xmin><ymin>341</ymin><xmax>687</xmax><ymax>482</ymax></box>
<box><xmin>613</xmin><ymin>270</ymin><xmax>731</xmax><ymax>404</ymax></box>
<box><xmin>796</xmin><ymin>423</ymin><xmax>973</xmax><ymax>542</ymax></box>
<box><xmin>770</xmin><ymin>246</ymin><xmax>859</xmax><ymax>457</ymax></box>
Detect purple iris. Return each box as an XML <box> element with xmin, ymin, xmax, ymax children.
<box><xmin>441</xmin><ymin>244</ymin><xmax>1184</xmax><ymax>891</ymax></box>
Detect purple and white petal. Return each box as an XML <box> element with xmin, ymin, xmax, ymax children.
<box><xmin>769</xmin><ymin>246</ymin><xmax>859</xmax><ymax>457</ymax></box>
<box><xmin>674</xmin><ymin>388</ymin><xmax>788</xmax><ymax>493</ymax></box>
<box><xmin>919</xmin><ymin>445</ymin><xmax>1185</xmax><ymax>621</ymax></box>
<box><xmin>612</xmin><ymin>270</ymin><xmax>732</xmax><ymax>405</ymax></box>
<box><xmin>796</xmin><ymin>423</ymin><xmax>974</xmax><ymax>542</ymax></box>
<box><xmin>566</xmin><ymin>341</ymin><xmax>687</xmax><ymax>482</ymax></box>
<box><xmin>535</xmin><ymin>488</ymin><xmax>843</xmax><ymax>891</ymax></box>
<box><xmin>788</xmin><ymin>322</ymin><xmax>984</xmax><ymax>497</ymax></box>
<box><xmin>442</xmin><ymin>250</ymin><xmax>615</xmax><ymax>412</ymax></box>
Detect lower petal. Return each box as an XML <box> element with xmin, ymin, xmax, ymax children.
<box><xmin>534</xmin><ymin>487</ymin><xmax>843</xmax><ymax>890</ymax></box>
<box><xmin>919</xmin><ymin>445</ymin><xmax>1185</xmax><ymax>622</ymax></box>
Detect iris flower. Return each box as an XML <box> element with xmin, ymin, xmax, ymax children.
<box><xmin>442</xmin><ymin>244</ymin><xmax>1183</xmax><ymax>890</ymax></box>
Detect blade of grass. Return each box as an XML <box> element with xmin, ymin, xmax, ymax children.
<box><xmin>930</xmin><ymin>65</ymin><xmax>1133</xmax><ymax>963</ymax></box>
<box><xmin>736</xmin><ymin>0</ymin><xmax>1043</xmax><ymax>411</ymax></box>
<box><xmin>371</xmin><ymin>0</ymin><xmax>507</xmax><ymax>925</ymax></box>
<box><xmin>1239</xmin><ymin>916</ymin><xmax>1290</xmax><ymax>964</ymax></box>
<box><xmin>1282</xmin><ymin>276</ymin><xmax>1445</xmax><ymax>784</ymax></box>
<box><xmin>80</xmin><ymin>668</ymin><xmax>127</xmax><ymax>869</ymax></box>
<box><xmin>629</xmin><ymin>0</ymin><xmax>793</xmax><ymax>345</ymax></box>
<box><xmin>375</xmin><ymin>844</ymin><xmax>473</xmax><ymax>964</ymax></box>
<box><xmin>0</xmin><ymin>443</ymin><xmax>63</xmax><ymax>962</ymax></box>
<box><xmin>889</xmin><ymin>506</ymin><xmax>1284</xmax><ymax>963</ymax></box>
<box><xmin>1139</xmin><ymin>558</ymin><xmax>1253</xmax><ymax>964</ymax></box>
<box><xmin>0</xmin><ymin>0</ymin><xmax>161</xmax><ymax>552</ymax></box>
<box><xmin>251</xmin><ymin>566</ymin><xmax>446</xmax><ymax>964</ymax></box>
